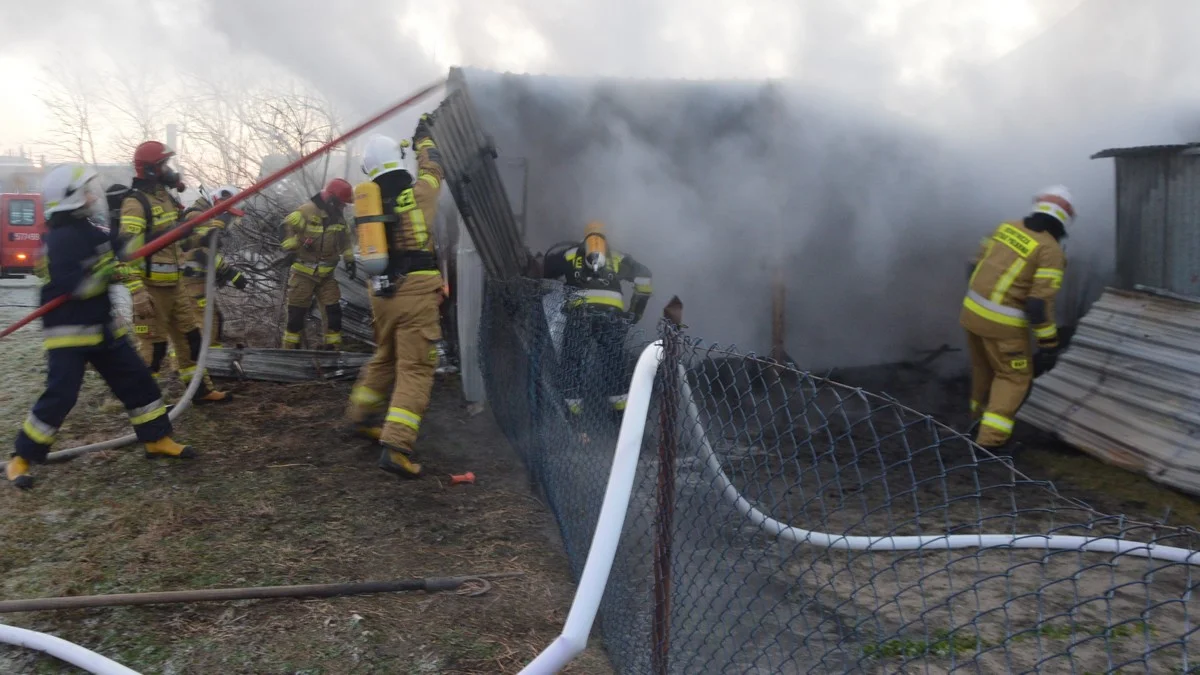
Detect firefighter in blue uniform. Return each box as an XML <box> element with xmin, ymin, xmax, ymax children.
<box><xmin>7</xmin><ymin>164</ymin><xmax>197</xmax><ymax>490</ymax></box>
<box><xmin>542</xmin><ymin>221</ymin><xmax>653</xmax><ymax>426</ymax></box>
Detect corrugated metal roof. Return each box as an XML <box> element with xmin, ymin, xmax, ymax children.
<box><xmin>1091</xmin><ymin>143</ymin><xmax>1200</xmax><ymax>159</ymax></box>
<box><xmin>1018</xmin><ymin>288</ymin><xmax>1200</xmax><ymax>495</ymax></box>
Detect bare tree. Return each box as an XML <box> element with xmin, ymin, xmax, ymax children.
<box><xmin>37</xmin><ymin>63</ymin><xmax>100</xmax><ymax>164</ymax></box>
<box><xmin>100</xmin><ymin>62</ymin><xmax>174</xmax><ymax>162</ymax></box>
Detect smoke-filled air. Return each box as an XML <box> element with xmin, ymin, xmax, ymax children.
<box><xmin>2</xmin><ymin>0</ymin><xmax>1198</xmax><ymax>367</ymax></box>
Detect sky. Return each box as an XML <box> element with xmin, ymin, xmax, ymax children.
<box><xmin>0</xmin><ymin>0</ymin><xmax>1069</xmax><ymax>157</ymax></box>
<box><xmin>5</xmin><ymin>0</ymin><xmax>1197</xmax><ymax>366</ymax></box>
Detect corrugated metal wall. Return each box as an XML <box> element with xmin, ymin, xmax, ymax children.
<box><xmin>1114</xmin><ymin>154</ymin><xmax>1200</xmax><ymax>298</ymax></box>
<box><xmin>427</xmin><ymin>68</ymin><xmax>529</xmax><ymax>280</ymax></box>
<box><xmin>456</xmin><ymin>216</ymin><xmax>487</xmax><ymax>403</ymax></box>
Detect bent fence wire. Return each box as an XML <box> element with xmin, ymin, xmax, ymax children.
<box><xmin>479</xmin><ymin>277</ymin><xmax>1200</xmax><ymax>674</ymax></box>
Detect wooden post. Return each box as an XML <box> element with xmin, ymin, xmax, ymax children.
<box><xmin>653</xmin><ymin>296</ymin><xmax>684</xmax><ymax>675</ymax></box>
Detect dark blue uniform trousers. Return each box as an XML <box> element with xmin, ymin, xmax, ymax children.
<box><xmin>15</xmin><ymin>331</ymin><xmax>171</xmax><ymax>463</ymax></box>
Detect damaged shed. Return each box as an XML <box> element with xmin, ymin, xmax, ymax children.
<box><xmin>1019</xmin><ymin>143</ymin><xmax>1200</xmax><ymax>495</ymax></box>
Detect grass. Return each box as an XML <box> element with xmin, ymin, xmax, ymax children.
<box><xmin>0</xmin><ymin>363</ymin><xmax>613</xmax><ymax>674</ymax></box>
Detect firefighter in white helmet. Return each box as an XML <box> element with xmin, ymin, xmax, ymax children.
<box><xmin>345</xmin><ymin>115</ymin><xmax>447</xmax><ymax>478</ymax></box>
<box><xmin>961</xmin><ymin>186</ymin><xmax>1073</xmax><ymax>449</ymax></box>
<box><xmin>10</xmin><ymin>164</ymin><xmax>196</xmax><ymax>489</ymax></box>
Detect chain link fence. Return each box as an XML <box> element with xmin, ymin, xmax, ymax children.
<box><xmin>479</xmin><ymin>276</ymin><xmax>1200</xmax><ymax>674</ymax></box>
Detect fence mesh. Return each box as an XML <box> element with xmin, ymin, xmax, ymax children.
<box><xmin>478</xmin><ymin>276</ymin><xmax>1200</xmax><ymax>674</ymax></box>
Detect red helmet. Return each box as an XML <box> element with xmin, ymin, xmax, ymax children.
<box><xmin>322</xmin><ymin>178</ymin><xmax>354</xmax><ymax>206</ymax></box>
<box><xmin>133</xmin><ymin>141</ymin><xmax>175</xmax><ymax>179</ymax></box>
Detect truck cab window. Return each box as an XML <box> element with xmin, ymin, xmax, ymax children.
<box><xmin>8</xmin><ymin>199</ymin><xmax>35</xmax><ymax>226</ymax></box>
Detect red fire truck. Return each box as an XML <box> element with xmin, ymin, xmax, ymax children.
<box><xmin>0</xmin><ymin>193</ymin><xmax>45</xmax><ymax>277</ymax></box>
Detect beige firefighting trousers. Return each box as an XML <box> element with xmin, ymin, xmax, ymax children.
<box><xmin>346</xmin><ymin>273</ymin><xmax>443</xmax><ymax>451</ymax></box>
<box><xmin>131</xmin><ymin>284</ymin><xmax>212</xmax><ymax>389</ymax></box>
<box><xmin>182</xmin><ymin>279</ymin><xmax>220</xmax><ymax>348</ymax></box>
<box><xmin>964</xmin><ymin>329</ymin><xmax>1032</xmax><ymax>448</ymax></box>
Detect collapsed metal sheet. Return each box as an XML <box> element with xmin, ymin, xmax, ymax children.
<box><xmin>1018</xmin><ymin>288</ymin><xmax>1200</xmax><ymax>495</ymax></box>
<box><xmin>207</xmin><ymin>346</ymin><xmax>372</xmax><ymax>383</ymax></box>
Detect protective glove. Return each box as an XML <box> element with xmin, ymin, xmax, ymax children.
<box><xmin>414</xmin><ymin>113</ymin><xmax>433</xmax><ymax>142</ymax></box>
<box><xmin>231</xmin><ymin>271</ymin><xmax>248</xmax><ymax>291</ymax></box>
<box><xmin>344</xmin><ymin>259</ymin><xmax>357</xmax><ymax>280</ymax></box>
<box><xmin>276</xmin><ymin>253</ymin><xmax>296</xmax><ymax>270</ymax></box>
<box><xmin>74</xmin><ymin>257</ymin><xmax>119</xmax><ymax>299</ymax></box>
<box><xmin>1033</xmin><ymin>343</ymin><xmax>1062</xmax><ymax>377</ymax></box>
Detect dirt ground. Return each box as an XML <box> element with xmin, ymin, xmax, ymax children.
<box><xmin>0</xmin><ymin>284</ymin><xmax>611</xmax><ymax>674</ymax></box>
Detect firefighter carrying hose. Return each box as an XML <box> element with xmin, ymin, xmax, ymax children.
<box><xmin>542</xmin><ymin>221</ymin><xmax>653</xmax><ymax>424</ymax></box>
<box><xmin>345</xmin><ymin>115</ymin><xmax>446</xmax><ymax>479</ymax></box>
<box><xmin>961</xmin><ymin>185</ymin><xmax>1072</xmax><ymax>449</ymax></box>
<box><xmin>279</xmin><ymin>178</ymin><xmax>355</xmax><ymax>349</ymax></box>
<box><xmin>8</xmin><ymin>165</ymin><xmax>197</xmax><ymax>489</ymax></box>
<box><xmin>117</xmin><ymin>141</ymin><xmax>231</xmax><ymax>404</ymax></box>
<box><xmin>180</xmin><ymin>185</ymin><xmax>250</xmax><ymax>348</ymax></box>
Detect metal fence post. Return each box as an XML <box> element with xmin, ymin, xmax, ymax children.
<box><xmin>653</xmin><ymin>296</ymin><xmax>684</xmax><ymax>675</ymax></box>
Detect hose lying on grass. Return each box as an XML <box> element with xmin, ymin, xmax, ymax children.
<box><xmin>0</xmin><ymin>572</ymin><xmax>524</xmax><ymax>613</ymax></box>
<box><xmin>0</xmin><ymin>229</ymin><xmax>222</xmax><ymax>472</ymax></box>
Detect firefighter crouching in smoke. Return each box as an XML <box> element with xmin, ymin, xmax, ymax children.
<box><xmin>279</xmin><ymin>178</ymin><xmax>355</xmax><ymax>350</ymax></box>
<box><xmin>542</xmin><ymin>221</ymin><xmax>653</xmax><ymax>430</ymax></box>
<box><xmin>346</xmin><ymin>115</ymin><xmax>446</xmax><ymax>479</ymax></box>
<box><xmin>179</xmin><ymin>185</ymin><xmax>250</xmax><ymax>349</ymax></box>
<box><xmin>8</xmin><ymin>165</ymin><xmax>197</xmax><ymax>490</ymax></box>
<box><xmin>961</xmin><ymin>185</ymin><xmax>1072</xmax><ymax>449</ymax></box>
<box><xmin>117</xmin><ymin>141</ymin><xmax>231</xmax><ymax>404</ymax></box>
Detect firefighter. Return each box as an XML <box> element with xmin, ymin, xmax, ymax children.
<box><xmin>8</xmin><ymin>165</ymin><xmax>196</xmax><ymax>489</ymax></box>
<box><xmin>961</xmin><ymin>186</ymin><xmax>1072</xmax><ymax>449</ymax></box>
<box><xmin>542</xmin><ymin>220</ymin><xmax>653</xmax><ymax>423</ymax></box>
<box><xmin>279</xmin><ymin>178</ymin><xmax>355</xmax><ymax>349</ymax></box>
<box><xmin>180</xmin><ymin>185</ymin><xmax>249</xmax><ymax>348</ymax></box>
<box><xmin>345</xmin><ymin>117</ymin><xmax>446</xmax><ymax>478</ymax></box>
<box><xmin>118</xmin><ymin>141</ymin><xmax>231</xmax><ymax>404</ymax></box>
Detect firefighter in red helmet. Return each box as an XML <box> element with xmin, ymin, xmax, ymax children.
<box><xmin>279</xmin><ymin>177</ymin><xmax>356</xmax><ymax>349</ymax></box>
<box><xmin>116</xmin><ymin>140</ymin><xmax>232</xmax><ymax>403</ymax></box>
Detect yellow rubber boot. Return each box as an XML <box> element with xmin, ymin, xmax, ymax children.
<box><xmin>144</xmin><ymin>437</ymin><xmax>198</xmax><ymax>460</ymax></box>
<box><xmin>378</xmin><ymin>447</ymin><xmax>422</xmax><ymax>479</ymax></box>
<box><xmin>6</xmin><ymin>457</ymin><xmax>33</xmax><ymax>490</ymax></box>
<box><xmin>195</xmin><ymin>390</ymin><xmax>232</xmax><ymax>404</ymax></box>
<box><xmin>355</xmin><ymin>425</ymin><xmax>383</xmax><ymax>441</ymax></box>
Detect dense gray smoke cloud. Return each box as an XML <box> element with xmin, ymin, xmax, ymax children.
<box><xmin>6</xmin><ymin>0</ymin><xmax>1199</xmax><ymax>368</ymax></box>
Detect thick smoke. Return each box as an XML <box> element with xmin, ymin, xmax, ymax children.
<box><xmin>6</xmin><ymin>0</ymin><xmax>1199</xmax><ymax>369</ymax></box>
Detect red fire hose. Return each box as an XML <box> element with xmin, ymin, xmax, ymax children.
<box><xmin>0</xmin><ymin>78</ymin><xmax>446</xmax><ymax>341</ymax></box>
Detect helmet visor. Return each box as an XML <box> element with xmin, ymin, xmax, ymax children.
<box><xmin>81</xmin><ymin>177</ymin><xmax>109</xmax><ymax>230</ymax></box>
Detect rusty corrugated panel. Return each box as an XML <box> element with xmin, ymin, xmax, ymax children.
<box><xmin>1018</xmin><ymin>288</ymin><xmax>1200</xmax><ymax>495</ymax></box>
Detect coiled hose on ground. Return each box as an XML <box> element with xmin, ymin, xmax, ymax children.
<box><xmin>0</xmin><ymin>230</ymin><xmax>221</xmax><ymax>675</ymax></box>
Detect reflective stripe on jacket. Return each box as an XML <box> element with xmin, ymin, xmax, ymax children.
<box><xmin>961</xmin><ymin>220</ymin><xmax>1065</xmax><ymax>340</ymax></box>
<box><xmin>119</xmin><ymin>184</ymin><xmax>184</xmax><ymax>286</ymax></box>
<box><xmin>280</xmin><ymin>195</ymin><xmax>351</xmax><ymax>277</ymax></box>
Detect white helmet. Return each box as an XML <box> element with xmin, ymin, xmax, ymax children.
<box><xmin>42</xmin><ymin>164</ymin><xmax>107</xmax><ymax>226</ymax></box>
<box><xmin>361</xmin><ymin>134</ymin><xmax>409</xmax><ymax>180</ymax></box>
<box><xmin>212</xmin><ymin>185</ymin><xmax>238</xmax><ymax>202</ymax></box>
<box><xmin>1032</xmin><ymin>185</ymin><xmax>1075</xmax><ymax>227</ymax></box>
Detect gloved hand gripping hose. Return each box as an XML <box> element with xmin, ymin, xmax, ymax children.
<box><xmin>0</xmin><ymin>229</ymin><xmax>221</xmax><ymax>470</ymax></box>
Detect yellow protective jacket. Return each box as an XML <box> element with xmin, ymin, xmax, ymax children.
<box><xmin>543</xmin><ymin>244</ymin><xmax>653</xmax><ymax>314</ymax></box>
<box><xmin>281</xmin><ymin>195</ymin><xmax>352</xmax><ymax>278</ymax></box>
<box><xmin>389</xmin><ymin>132</ymin><xmax>445</xmax><ymax>258</ymax></box>
<box><xmin>180</xmin><ymin>198</ymin><xmax>241</xmax><ymax>287</ymax></box>
<box><xmin>960</xmin><ymin>219</ymin><xmax>1065</xmax><ymax>345</ymax></box>
<box><xmin>118</xmin><ymin>182</ymin><xmax>186</xmax><ymax>287</ymax></box>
